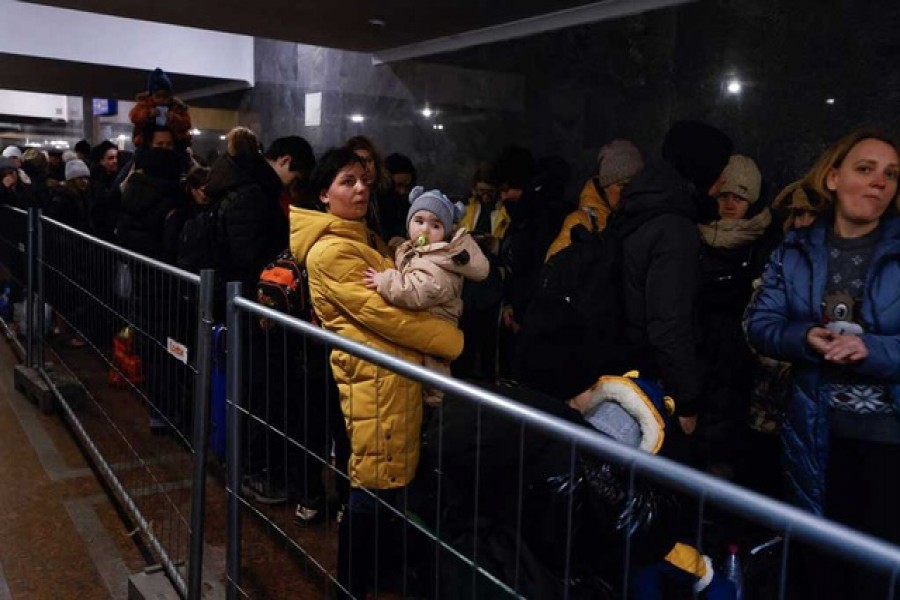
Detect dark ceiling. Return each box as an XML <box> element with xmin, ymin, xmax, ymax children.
<box><xmin>25</xmin><ymin>0</ymin><xmax>601</xmax><ymax>53</ymax></box>
<box><xmin>0</xmin><ymin>53</ymin><xmax>244</xmax><ymax>105</ymax></box>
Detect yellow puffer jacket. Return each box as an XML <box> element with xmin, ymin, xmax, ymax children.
<box><xmin>289</xmin><ymin>207</ymin><xmax>464</xmax><ymax>490</ymax></box>
<box><xmin>544</xmin><ymin>178</ymin><xmax>611</xmax><ymax>261</ymax></box>
<box><xmin>458</xmin><ymin>197</ymin><xmax>511</xmax><ymax>241</ymax></box>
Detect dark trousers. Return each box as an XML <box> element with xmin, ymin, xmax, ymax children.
<box><xmin>336</xmin><ymin>488</ymin><xmax>407</xmax><ymax>599</ymax></box>
<box><xmin>790</xmin><ymin>436</ymin><xmax>900</xmax><ymax>600</ymax></box>
<box><xmin>454</xmin><ymin>303</ymin><xmax>500</xmax><ymax>383</ymax></box>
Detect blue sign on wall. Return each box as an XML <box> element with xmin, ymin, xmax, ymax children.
<box><xmin>92</xmin><ymin>98</ymin><xmax>119</xmax><ymax>116</ymax></box>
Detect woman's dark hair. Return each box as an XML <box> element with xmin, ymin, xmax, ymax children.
<box><xmin>346</xmin><ymin>135</ymin><xmax>389</xmax><ymax>193</ymax></box>
<box><xmin>307</xmin><ymin>147</ymin><xmax>365</xmax><ymax>211</ymax></box>
<box><xmin>385</xmin><ymin>152</ymin><xmax>416</xmax><ymax>180</ymax></box>
<box><xmin>185</xmin><ymin>165</ymin><xmax>210</xmax><ymax>190</ymax></box>
<box><xmin>471</xmin><ymin>161</ymin><xmax>496</xmax><ymax>187</ymax></box>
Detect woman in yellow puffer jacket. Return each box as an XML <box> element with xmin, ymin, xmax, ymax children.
<box><xmin>544</xmin><ymin>139</ymin><xmax>645</xmax><ymax>261</ymax></box>
<box><xmin>289</xmin><ymin>147</ymin><xmax>463</xmax><ymax>599</ymax></box>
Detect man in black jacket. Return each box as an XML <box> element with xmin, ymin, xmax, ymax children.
<box><xmin>616</xmin><ymin>120</ymin><xmax>733</xmax><ymax>438</ymax></box>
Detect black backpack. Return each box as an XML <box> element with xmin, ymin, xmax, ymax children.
<box><xmin>176</xmin><ymin>201</ymin><xmax>222</xmax><ymax>274</ymax></box>
<box><xmin>255</xmin><ymin>249</ymin><xmax>317</xmax><ymax>330</ymax></box>
<box><xmin>514</xmin><ymin>210</ymin><xmax>668</xmax><ymax>396</ymax></box>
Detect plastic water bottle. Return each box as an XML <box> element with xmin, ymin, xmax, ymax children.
<box><xmin>723</xmin><ymin>544</ymin><xmax>745</xmax><ymax>600</ymax></box>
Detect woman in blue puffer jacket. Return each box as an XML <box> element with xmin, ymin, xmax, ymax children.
<box><xmin>745</xmin><ymin>130</ymin><xmax>899</xmax><ymax>599</ymax></box>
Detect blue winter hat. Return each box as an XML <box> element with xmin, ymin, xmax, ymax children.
<box><xmin>407</xmin><ymin>186</ymin><xmax>464</xmax><ymax>240</ymax></box>
<box><xmin>147</xmin><ymin>68</ymin><xmax>173</xmax><ymax>95</ymax></box>
<box><xmin>581</xmin><ymin>371</ymin><xmax>675</xmax><ymax>455</ymax></box>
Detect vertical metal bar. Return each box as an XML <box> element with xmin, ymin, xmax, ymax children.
<box><xmin>226</xmin><ymin>282</ymin><xmax>244</xmax><ymax>600</ymax></box>
<box><xmin>25</xmin><ymin>206</ymin><xmax>35</xmax><ymax>365</ymax></box>
<box><xmin>187</xmin><ymin>269</ymin><xmax>215</xmax><ymax>600</ymax></box>
<box><xmin>36</xmin><ymin>210</ymin><xmax>45</xmax><ymax>368</ymax></box>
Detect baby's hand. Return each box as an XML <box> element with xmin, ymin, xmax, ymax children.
<box><xmin>363</xmin><ymin>267</ymin><xmax>380</xmax><ymax>289</ymax></box>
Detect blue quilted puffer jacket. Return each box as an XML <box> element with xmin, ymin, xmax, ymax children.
<box><xmin>744</xmin><ymin>215</ymin><xmax>900</xmax><ymax>514</ymax></box>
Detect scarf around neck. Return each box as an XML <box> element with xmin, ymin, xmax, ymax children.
<box><xmin>698</xmin><ymin>208</ymin><xmax>771</xmax><ymax>249</ymax></box>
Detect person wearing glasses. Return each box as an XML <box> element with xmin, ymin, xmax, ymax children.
<box><xmin>455</xmin><ymin>162</ymin><xmax>510</xmax><ymax>382</ymax></box>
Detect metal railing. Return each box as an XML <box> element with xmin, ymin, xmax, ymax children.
<box><xmin>224</xmin><ymin>283</ymin><xmax>900</xmax><ymax>599</ymax></box>
<box><xmin>7</xmin><ymin>207</ymin><xmax>215</xmax><ymax>599</ymax></box>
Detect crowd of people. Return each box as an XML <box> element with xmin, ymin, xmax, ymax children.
<box><xmin>1</xmin><ymin>67</ymin><xmax>898</xmax><ymax>599</ymax></box>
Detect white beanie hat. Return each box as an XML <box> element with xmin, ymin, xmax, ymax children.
<box><xmin>719</xmin><ymin>155</ymin><xmax>762</xmax><ymax>204</ymax></box>
<box><xmin>65</xmin><ymin>159</ymin><xmax>91</xmax><ymax>181</ymax></box>
<box><xmin>2</xmin><ymin>146</ymin><xmax>22</xmax><ymax>160</ymax></box>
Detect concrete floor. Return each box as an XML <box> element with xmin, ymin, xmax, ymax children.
<box><xmin>0</xmin><ymin>337</ymin><xmax>147</xmax><ymax>599</ymax></box>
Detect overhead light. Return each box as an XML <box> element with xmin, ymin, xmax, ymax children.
<box><xmin>350</xmin><ymin>114</ymin><xmax>365</xmax><ymax>123</ymax></box>
<box><xmin>421</xmin><ymin>106</ymin><xmax>434</xmax><ymax>118</ymax></box>
<box><xmin>219</xmin><ymin>135</ymin><xmax>227</xmax><ymax>140</ymax></box>
<box><xmin>726</xmin><ymin>80</ymin><xmax>742</xmax><ymax>95</ymax></box>
<box><xmin>116</xmin><ymin>134</ymin><xmax>128</xmax><ymax>141</ymax></box>
<box><xmin>826</xmin><ymin>98</ymin><xmax>835</xmax><ymax>105</ymax></box>
<box><xmin>190</xmin><ymin>128</ymin><xmax>202</xmax><ymax>136</ymax></box>
<box><xmin>432</xmin><ymin>124</ymin><xmax>444</xmax><ymax>131</ymax></box>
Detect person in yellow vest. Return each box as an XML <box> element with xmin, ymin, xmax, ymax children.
<box><xmin>545</xmin><ymin>139</ymin><xmax>644</xmax><ymax>261</ymax></box>
<box><xmin>458</xmin><ymin>162</ymin><xmax>511</xmax><ymax>246</ymax></box>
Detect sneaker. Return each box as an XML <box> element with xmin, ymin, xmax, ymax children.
<box><xmin>294</xmin><ymin>498</ymin><xmax>324</xmax><ymax>525</ymax></box>
<box><xmin>241</xmin><ymin>474</ymin><xmax>287</xmax><ymax>505</ymax></box>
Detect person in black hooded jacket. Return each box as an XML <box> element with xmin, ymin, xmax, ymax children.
<box><xmin>204</xmin><ymin>128</ymin><xmax>293</xmax><ymax>300</ymax></box>
<box><xmin>496</xmin><ymin>150</ymin><xmax>572</xmax><ymax>378</ymax></box>
<box><xmin>615</xmin><ymin>120</ymin><xmax>733</xmax><ymax>440</ymax></box>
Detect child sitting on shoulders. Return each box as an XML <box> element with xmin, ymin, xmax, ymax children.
<box><xmin>364</xmin><ymin>186</ymin><xmax>489</xmax><ymax>404</ymax></box>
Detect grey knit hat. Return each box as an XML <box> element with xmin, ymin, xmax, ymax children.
<box><xmin>407</xmin><ymin>186</ymin><xmax>463</xmax><ymax>240</ymax></box>
<box><xmin>65</xmin><ymin>159</ymin><xmax>91</xmax><ymax>181</ymax></box>
<box><xmin>597</xmin><ymin>139</ymin><xmax>645</xmax><ymax>188</ymax></box>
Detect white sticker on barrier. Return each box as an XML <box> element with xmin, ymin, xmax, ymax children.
<box><xmin>167</xmin><ymin>337</ymin><xmax>189</xmax><ymax>364</ymax></box>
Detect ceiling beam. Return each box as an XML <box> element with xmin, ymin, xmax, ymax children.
<box><xmin>179</xmin><ymin>81</ymin><xmax>253</xmax><ymax>102</ymax></box>
<box><xmin>372</xmin><ymin>0</ymin><xmax>696</xmax><ymax>65</ymax></box>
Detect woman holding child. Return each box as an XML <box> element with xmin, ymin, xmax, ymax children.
<box><xmin>289</xmin><ymin>147</ymin><xmax>463</xmax><ymax>598</ymax></box>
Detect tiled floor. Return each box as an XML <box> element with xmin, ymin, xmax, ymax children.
<box><xmin>0</xmin><ymin>330</ymin><xmax>350</xmax><ymax>600</ymax></box>
<box><xmin>0</xmin><ymin>338</ymin><xmax>147</xmax><ymax>599</ymax></box>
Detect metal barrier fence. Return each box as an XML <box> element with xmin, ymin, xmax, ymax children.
<box><xmin>3</xmin><ymin>201</ymin><xmax>899</xmax><ymax>599</ymax></box>
<box><xmin>20</xmin><ymin>209</ymin><xmax>214</xmax><ymax>599</ymax></box>
<box><xmin>225</xmin><ymin>284</ymin><xmax>900</xmax><ymax>600</ymax></box>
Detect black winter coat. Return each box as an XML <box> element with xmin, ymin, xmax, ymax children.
<box><xmin>617</xmin><ymin>161</ymin><xmax>703</xmax><ymax>417</ymax></box>
<box><xmin>500</xmin><ymin>173</ymin><xmax>571</xmax><ymax>323</ymax></box>
<box><xmin>90</xmin><ymin>165</ymin><xmax>121</xmax><ymax>242</ymax></box>
<box><xmin>48</xmin><ymin>183</ymin><xmax>92</xmax><ymax>233</ymax></box>
<box><xmin>117</xmin><ymin>172</ymin><xmax>178</xmax><ymax>260</ymax></box>
<box><xmin>205</xmin><ymin>153</ymin><xmax>287</xmax><ymax>295</ymax></box>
